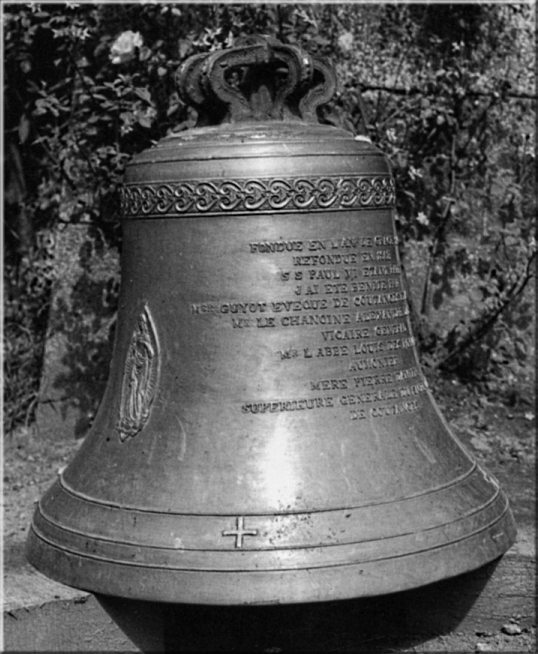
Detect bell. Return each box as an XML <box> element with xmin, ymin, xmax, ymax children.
<box><xmin>27</xmin><ymin>36</ymin><xmax>515</xmax><ymax>605</ymax></box>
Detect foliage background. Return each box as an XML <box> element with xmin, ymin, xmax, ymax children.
<box><xmin>3</xmin><ymin>2</ymin><xmax>536</xmax><ymax>432</ymax></box>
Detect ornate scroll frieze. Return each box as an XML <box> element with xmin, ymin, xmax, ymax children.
<box><xmin>120</xmin><ymin>175</ymin><xmax>395</xmax><ymax>217</ymax></box>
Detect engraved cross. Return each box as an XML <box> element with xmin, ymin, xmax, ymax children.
<box><xmin>221</xmin><ymin>516</ymin><xmax>259</xmax><ymax>548</ymax></box>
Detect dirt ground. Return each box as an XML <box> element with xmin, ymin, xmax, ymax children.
<box><xmin>3</xmin><ymin>372</ymin><xmax>536</xmax><ymax>652</ymax></box>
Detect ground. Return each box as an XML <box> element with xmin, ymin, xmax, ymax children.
<box><xmin>3</xmin><ymin>370</ymin><xmax>536</xmax><ymax>652</ymax></box>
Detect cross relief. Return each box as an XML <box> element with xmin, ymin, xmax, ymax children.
<box><xmin>221</xmin><ymin>516</ymin><xmax>259</xmax><ymax>548</ymax></box>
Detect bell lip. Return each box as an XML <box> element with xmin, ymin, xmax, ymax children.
<box><xmin>25</xmin><ymin>503</ymin><xmax>516</xmax><ymax>606</ymax></box>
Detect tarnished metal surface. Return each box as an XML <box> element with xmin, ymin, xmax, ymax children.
<box><xmin>27</xmin><ymin>36</ymin><xmax>516</xmax><ymax>605</ymax></box>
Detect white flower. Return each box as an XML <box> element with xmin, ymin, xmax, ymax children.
<box><xmin>338</xmin><ymin>31</ymin><xmax>354</xmax><ymax>53</ymax></box>
<box><xmin>110</xmin><ymin>30</ymin><xmax>144</xmax><ymax>65</ymax></box>
<box><xmin>416</xmin><ymin>211</ymin><xmax>429</xmax><ymax>226</ymax></box>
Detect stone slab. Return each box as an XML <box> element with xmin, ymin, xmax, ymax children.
<box><xmin>35</xmin><ymin>223</ymin><xmax>119</xmax><ymax>441</ymax></box>
<box><xmin>3</xmin><ymin>593</ymin><xmax>138</xmax><ymax>653</ymax></box>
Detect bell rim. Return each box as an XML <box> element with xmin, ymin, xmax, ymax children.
<box><xmin>26</xmin><ymin>504</ymin><xmax>516</xmax><ymax>605</ymax></box>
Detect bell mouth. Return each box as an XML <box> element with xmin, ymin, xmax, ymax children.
<box><xmin>26</xmin><ymin>462</ymin><xmax>515</xmax><ymax>604</ymax></box>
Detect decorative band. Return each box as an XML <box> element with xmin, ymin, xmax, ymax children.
<box><xmin>120</xmin><ymin>175</ymin><xmax>395</xmax><ymax>217</ymax></box>
<box><xmin>33</xmin><ymin>491</ymin><xmax>507</xmax><ymax>570</ymax></box>
<box><xmin>41</xmin><ymin>465</ymin><xmax>491</xmax><ymax>555</ymax></box>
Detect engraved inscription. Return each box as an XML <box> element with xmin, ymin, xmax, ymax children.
<box><xmin>221</xmin><ymin>516</ymin><xmax>259</xmax><ymax>548</ymax></box>
<box><xmin>348</xmin><ymin>355</ymin><xmax>399</xmax><ymax>371</ymax></box>
<box><xmin>117</xmin><ymin>305</ymin><xmax>160</xmax><ymax>441</ymax></box>
<box><xmin>191</xmin><ymin>231</ymin><xmax>428</xmax><ymax>420</ymax></box>
<box><xmin>241</xmin><ymin>397</ymin><xmax>335</xmax><ymax>414</ymax></box>
<box><xmin>302</xmin><ymin>337</ymin><xmax>415</xmax><ymax>357</ymax></box>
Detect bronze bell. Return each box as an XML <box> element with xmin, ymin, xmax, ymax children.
<box><xmin>27</xmin><ymin>36</ymin><xmax>516</xmax><ymax>605</ymax></box>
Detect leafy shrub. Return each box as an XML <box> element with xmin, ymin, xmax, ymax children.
<box><xmin>3</xmin><ymin>3</ymin><xmax>535</xmax><ymax>430</ymax></box>
<box><xmin>327</xmin><ymin>3</ymin><xmax>536</xmax><ymax>379</ymax></box>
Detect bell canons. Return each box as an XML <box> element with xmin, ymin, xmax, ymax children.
<box><xmin>26</xmin><ymin>36</ymin><xmax>516</xmax><ymax>605</ymax></box>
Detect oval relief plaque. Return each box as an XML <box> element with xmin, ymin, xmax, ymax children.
<box><xmin>117</xmin><ymin>305</ymin><xmax>160</xmax><ymax>442</ymax></box>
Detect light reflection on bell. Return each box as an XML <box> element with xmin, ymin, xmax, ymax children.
<box><xmin>26</xmin><ymin>35</ymin><xmax>516</xmax><ymax>605</ymax></box>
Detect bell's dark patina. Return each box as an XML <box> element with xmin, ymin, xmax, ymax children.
<box><xmin>27</xmin><ymin>36</ymin><xmax>516</xmax><ymax>604</ymax></box>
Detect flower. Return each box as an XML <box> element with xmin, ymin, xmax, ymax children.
<box><xmin>110</xmin><ymin>30</ymin><xmax>144</xmax><ymax>65</ymax></box>
<box><xmin>409</xmin><ymin>165</ymin><xmax>422</xmax><ymax>180</ymax></box>
<box><xmin>386</xmin><ymin>128</ymin><xmax>396</xmax><ymax>143</ymax></box>
<box><xmin>338</xmin><ymin>31</ymin><xmax>354</xmax><ymax>53</ymax></box>
<box><xmin>416</xmin><ymin>211</ymin><xmax>429</xmax><ymax>226</ymax></box>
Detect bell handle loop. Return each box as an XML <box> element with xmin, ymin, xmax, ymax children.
<box><xmin>176</xmin><ymin>52</ymin><xmax>211</xmax><ymax>125</ymax></box>
<box><xmin>177</xmin><ymin>52</ymin><xmax>208</xmax><ymax>108</ymax></box>
<box><xmin>299</xmin><ymin>57</ymin><xmax>337</xmax><ymax>122</ymax></box>
<box><xmin>203</xmin><ymin>41</ymin><xmax>272</xmax><ymax>123</ymax></box>
<box><xmin>175</xmin><ymin>37</ymin><xmax>336</xmax><ymax>126</ymax></box>
<box><xmin>264</xmin><ymin>39</ymin><xmax>313</xmax><ymax>120</ymax></box>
